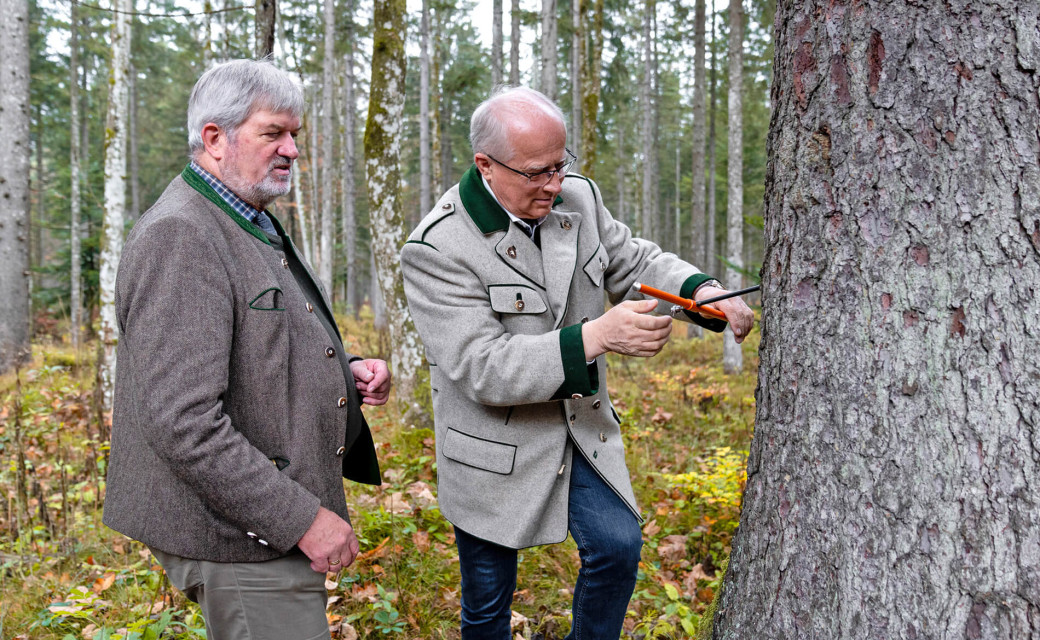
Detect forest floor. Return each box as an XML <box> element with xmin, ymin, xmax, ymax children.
<box><xmin>0</xmin><ymin>309</ymin><xmax>759</xmax><ymax>640</ymax></box>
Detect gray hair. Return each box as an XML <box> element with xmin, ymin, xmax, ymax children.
<box><xmin>470</xmin><ymin>86</ymin><xmax>567</xmax><ymax>161</ymax></box>
<box><xmin>187</xmin><ymin>59</ymin><xmax>304</xmax><ymax>156</ymax></box>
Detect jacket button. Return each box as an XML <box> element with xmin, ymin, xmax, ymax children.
<box><xmin>571</xmin><ymin>393</ymin><xmax>582</xmax><ymax>400</ymax></box>
<box><xmin>569</xmin><ymin>414</ymin><xmax>576</xmax><ymax>424</ymax></box>
<box><xmin>338</xmin><ymin>397</ymin><xmax>348</xmax><ymax>408</ymax></box>
<box><xmin>246</xmin><ymin>531</ymin><xmax>257</xmax><ymax>539</ymax></box>
<box><xmin>580</xmin><ymin>316</ymin><xmax>589</xmax><ymax>323</ymax></box>
<box><xmin>325</xmin><ymin>347</ymin><xmax>335</xmax><ymax>357</ymax></box>
<box><xmin>442</xmin><ymin>203</ymin><xmax>452</xmax><ymax>210</ymax></box>
<box><xmin>258</xmin><ymin>539</ymin><xmax>269</xmax><ymax>546</ymax></box>
<box><xmin>558</xmin><ymin>464</ymin><xmax>566</xmax><ymax>475</ymax></box>
<box><xmin>514</xmin><ymin>300</ymin><xmax>525</xmax><ymax>311</ymax></box>
<box><xmin>562</xmin><ymin>220</ymin><xmax>572</xmax><ymax>230</ymax></box>
<box><xmin>306</xmin><ymin>303</ymin><xmax>314</xmax><ymax>313</ymax></box>
<box><xmin>336</xmin><ymin>446</ymin><xmax>346</xmax><ymax>456</ymax></box>
<box><xmin>599</xmin><ymin>432</ymin><xmax>607</xmax><ymax>443</ymax></box>
<box><xmin>593</xmin><ymin>400</ymin><xmax>601</xmax><ymax>409</ymax></box>
<box><xmin>599</xmin><ymin>260</ymin><xmax>606</xmax><ymax>271</ymax></box>
<box><xmin>507</xmin><ymin>246</ymin><xmax>517</xmax><ymax>258</ymax></box>
<box><xmin>281</xmin><ymin>257</ymin><xmax>289</xmax><ymax>268</ymax></box>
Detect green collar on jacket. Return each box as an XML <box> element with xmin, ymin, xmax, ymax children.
<box><xmin>458</xmin><ymin>164</ymin><xmax>564</xmax><ymax>234</ymax></box>
<box><xmin>181</xmin><ymin>164</ymin><xmax>282</xmax><ymax>246</ymax></box>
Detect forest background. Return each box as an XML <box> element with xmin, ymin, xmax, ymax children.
<box><xmin>0</xmin><ymin>0</ymin><xmax>773</xmax><ymax>637</ymax></box>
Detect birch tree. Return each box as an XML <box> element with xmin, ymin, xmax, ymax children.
<box><xmin>365</xmin><ymin>0</ymin><xmax>425</xmax><ymax>422</ymax></box>
<box><xmin>100</xmin><ymin>0</ymin><xmax>132</xmax><ymax>410</ymax></box>
<box><xmin>722</xmin><ymin>0</ymin><xmax>743</xmax><ymax>374</ymax></box>
<box><xmin>715</xmin><ymin>2</ymin><xmax>1040</xmax><ymax>636</ymax></box>
<box><xmin>0</xmin><ymin>0</ymin><xmax>31</xmax><ymax>374</ymax></box>
<box><xmin>69</xmin><ymin>0</ymin><xmax>83</xmax><ymax>352</ymax></box>
<box><xmin>319</xmin><ymin>0</ymin><xmax>335</xmax><ymax>293</ymax></box>
<box><xmin>341</xmin><ymin>0</ymin><xmax>359</xmax><ymax>315</ymax></box>
<box><xmin>540</xmin><ymin>0</ymin><xmax>558</xmax><ymax>99</ymax></box>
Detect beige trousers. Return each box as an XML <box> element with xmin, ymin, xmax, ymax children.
<box><xmin>150</xmin><ymin>548</ymin><xmax>331</xmax><ymax>640</ymax></box>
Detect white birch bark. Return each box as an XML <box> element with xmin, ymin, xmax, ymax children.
<box><xmin>540</xmin><ymin>0</ymin><xmax>558</xmax><ymax>99</ymax></box>
<box><xmin>722</xmin><ymin>0</ymin><xmax>743</xmax><ymax>374</ymax></box>
<box><xmin>0</xmin><ymin>0</ymin><xmax>31</xmax><ymax>374</ymax></box>
<box><xmin>100</xmin><ymin>0</ymin><xmax>132</xmax><ymax>410</ymax></box>
<box><xmin>320</xmin><ymin>0</ymin><xmax>335</xmax><ymax>294</ymax></box>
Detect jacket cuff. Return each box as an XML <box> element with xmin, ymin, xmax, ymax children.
<box><xmin>551</xmin><ymin>324</ymin><xmax>599</xmax><ymax>400</ymax></box>
<box><xmin>680</xmin><ymin>274</ymin><xmax>728</xmax><ymax>333</ymax></box>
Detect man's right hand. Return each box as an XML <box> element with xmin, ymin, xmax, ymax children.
<box><xmin>582</xmin><ymin>299</ymin><xmax>673</xmax><ymax>360</ymax></box>
<box><xmin>297</xmin><ymin>506</ymin><xmax>359</xmax><ymax>573</ymax></box>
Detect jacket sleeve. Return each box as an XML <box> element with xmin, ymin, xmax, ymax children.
<box><xmin>116</xmin><ymin>217</ymin><xmax>320</xmax><ymax>552</ymax></box>
<box><xmin>401</xmin><ymin>238</ymin><xmax>595</xmax><ymax>406</ymax></box>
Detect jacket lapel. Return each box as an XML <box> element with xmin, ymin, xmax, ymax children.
<box><xmin>540</xmin><ymin>208</ymin><xmax>582</xmax><ymax>328</ymax></box>
<box><xmin>494</xmin><ymin>224</ymin><xmax>546</xmax><ymax>289</ymax></box>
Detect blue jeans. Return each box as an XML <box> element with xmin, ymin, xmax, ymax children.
<box><xmin>454</xmin><ymin>450</ymin><xmax>643</xmax><ymax>640</ymax></box>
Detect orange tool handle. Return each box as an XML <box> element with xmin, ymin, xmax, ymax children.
<box><xmin>633</xmin><ymin>282</ymin><xmax>728</xmax><ymax>321</ymax></box>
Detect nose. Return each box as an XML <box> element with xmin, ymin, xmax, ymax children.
<box><xmin>542</xmin><ymin>172</ymin><xmax>564</xmax><ymax>196</ymax></box>
<box><xmin>280</xmin><ymin>134</ymin><xmax>300</xmax><ymax>160</ymax></box>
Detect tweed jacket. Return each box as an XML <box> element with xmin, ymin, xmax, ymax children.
<box><xmin>103</xmin><ymin>169</ymin><xmax>380</xmax><ymax>562</ymax></box>
<box><xmin>400</xmin><ymin>166</ymin><xmax>724</xmax><ymax>549</ymax></box>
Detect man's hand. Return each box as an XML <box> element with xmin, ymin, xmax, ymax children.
<box><xmin>350</xmin><ymin>359</ymin><xmax>391</xmax><ymax>406</ymax></box>
<box><xmin>582</xmin><ymin>299</ymin><xmax>672</xmax><ymax>360</ymax></box>
<box><xmin>297</xmin><ymin>506</ymin><xmax>359</xmax><ymax>573</ymax></box>
<box><xmin>694</xmin><ymin>285</ymin><xmax>755</xmax><ymax>343</ymax></box>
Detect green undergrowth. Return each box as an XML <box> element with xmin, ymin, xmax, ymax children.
<box><xmin>1</xmin><ymin>309</ymin><xmax>759</xmax><ymax>639</ymax></box>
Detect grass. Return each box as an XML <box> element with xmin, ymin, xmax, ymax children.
<box><xmin>0</xmin><ymin>309</ymin><xmax>759</xmax><ymax>639</ymax></box>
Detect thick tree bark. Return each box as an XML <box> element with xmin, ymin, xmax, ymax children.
<box><xmin>255</xmin><ymin>0</ymin><xmax>276</xmax><ymax>59</ymax></box>
<box><xmin>510</xmin><ymin>0</ymin><xmax>521</xmax><ymax>85</ymax></box>
<box><xmin>714</xmin><ymin>2</ymin><xmax>1040</xmax><ymax>638</ymax></box>
<box><xmin>540</xmin><ymin>0</ymin><xmax>557</xmax><ymax>99</ymax></box>
<box><xmin>342</xmin><ymin>1</ymin><xmax>359</xmax><ymax>317</ymax></box>
<box><xmin>100</xmin><ymin>0</ymin><xmax>132</xmax><ymax>410</ymax></box>
<box><xmin>320</xmin><ymin>0</ymin><xmax>335</xmax><ymax>294</ymax></box>
<box><xmin>722</xmin><ymin>0</ymin><xmax>744</xmax><ymax>374</ymax></box>
<box><xmin>70</xmin><ymin>0</ymin><xmax>82</xmax><ymax>352</ymax></box>
<box><xmin>0</xmin><ymin>0</ymin><xmax>31</xmax><ymax>374</ymax></box>
<box><xmin>365</xmin><ymin>0</ymin><xmax>425</xmax><ymax>424</ymax></box>
<box><xmin>492</xmin><ymin>0</ymin><xmax>503</xmax><ymax>87</ymax></box>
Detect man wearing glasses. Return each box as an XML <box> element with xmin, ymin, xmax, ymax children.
<box><xmin>400</xmin><ymin>86</ymin><xmax>753</xmax><ymax>639</ymax></box>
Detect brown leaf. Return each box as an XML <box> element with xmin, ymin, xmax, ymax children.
<box><xmin>412</xmin><ymin>531</ymin><xmax>430</xmax><ymax>552</ymax></box>
<box><xmin>657</xmin><ymin>535</ymin><xmax>688</xmax><ymax>565</ymax></box>
<box><xmin>351</xmin><ymin>583</ymin><xmax>379</xmax><ymax>603</ymax></box>
<box><xmin>338</xmin><ymin>622</ymin><xmax>359</xmax><ymax>640</ymax></box>
<box><xmin>92</xmin><ymin>572</ymin><xmax>116</xmax><ymax>594</ymax></box>
<box><xmin>683</xmin><ymin>563</ymin><xmax>711</xmax><ymax>597</ymax></box>
<box><xmin>642</xmin><ymin>519</ymin><xmax>661</xmax><ymax>537</ymax></box>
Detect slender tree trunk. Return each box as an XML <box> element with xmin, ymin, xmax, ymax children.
<box><xmin>616</xmin><ymin>125</ymin><xmax>626</xmax><ymax>225</ymax></box>
<box><xmin>70</xmin><ymin>0</ymin><xmax>82</xmax><ymax>352</ymax></box>
<box><xmin>715</xmin><ymin>2</ymin><xmax>1040</xmax><ymax>637</ymax></box>
<box><xmin>129</xmin><ymin>63</ymin><xmax>140</xmax><ymax>223</ymax></box>
<box><xmin>370</xmin><ymin>251</ymin><xmax>386</xmax><ymax>330</ymax></box>
<box><xmin>674</xmin><ymin>142</ymin><xmax>681</xmax><ymax>255</ymax></box>
<box><xmin>419</xmin><ymin>0</ymin><xmax>431</xmax><ymax>215</ymax></box>
<box><xmin>579</xmin><ymin>0</ymin><xmax>603</xmax><ymax>177</ymax></box>
<box><xmin>203</xmin><ymin>0</ymin><xmax>213</xmax><ymax>66</ymax></box>
<box><xmin>509</xmin><ymin>0</ymin><xmax>520</xmax><ymax>85</ymax></box>
<box><xmin>100</xmin><ymin>0</ymin><xmax>132</xmax><ymax>410</ymax></box>
<box><xmin>293</xmin><ymin>161</ymin><xmax>313</xmax><ymax>263</ymax></box>
<box><xmin>722</xmin><ymin>0</ymin><xmax>743</xmax><ymax>374</ymax></box>
<box><xmin>319</xmin><ymin>0</ymin><xmax>335</xmax><ymax>294</ymax></box>
<box><xmin>0</xmin><ymin>0</ymin><xmax>31</xmax><ymax>374</ymax></box>
<box><xmin>570</xmin><ymin>0</ymin><xmax>581</xmax><ymax>158</ymax></box>
<box><xmin>342</xmin><ymin>0</ymin><xmax>359</xmax><ymax>317</ymax></box>
<box><xmin>690</xmin><ymin>0</ymin><xmax>707</xmax><ymax>269</ymax></box>
<box><xmin>308</xmin><ymin>95</ymin><xmax>320</xmax><ymax>269</ymax></box>
<box><xmin>255</xmin><ymin>0</ymin><xmax>276</xmax><ymax>58</ymax></box>
<box><xmin>540</xmin><ymin>0</ymin><xmax>557</xmax><ymax>99</ymax></box>
<box><xmin>707</xmin><ymin>9</ymin><xmax>718</xmax><ymax>278</ymax></box>
<box><xmin>492</xmin><ymin>0</ymin><xmax>503</xmax><ymax>87</ymax></box>
<box><xmin>430</xmin><ymin>8</ymin><xmax>442</xmax><ymax>192</ymax></box>
<box><xmin>365</xmin><ymin>0</ymin><xmax>425</xmax><ymax>423</ymax></box>
<box><xmin>639</xmin><ymin>0</ymin><xmax>655</xmax><ymax>241</ymax></box>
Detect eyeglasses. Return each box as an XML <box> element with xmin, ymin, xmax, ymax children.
<box><xmin>485</xmin><ymin>148</ymin><xmax>578</xmax><ymax>187</ymax></box>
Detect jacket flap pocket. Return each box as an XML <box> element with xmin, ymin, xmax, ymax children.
<box><xmin>583</xmin><ymin>244</ymin><xmax>609</xmax><ymax>287</ymax></box>
<box><xmin>488</xmin><ymin>284</ymin><xmax>547</xmax><ymax>315</ymax></box>
<box><xmin>442</xmin><ymin>428</ymin><xmax>516</xmax><ymax>475</ymax></box>
<box><xmin>249</xmin><ymin>287</ymin><xmax>284</xmax><ymax>311</ymax></box>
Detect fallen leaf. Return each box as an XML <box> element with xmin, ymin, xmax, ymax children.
<box><xmin>80</xmin><ymin>623</ymin><xmax>98</xmax><ymax>639</ymax></box>
<box><xmin>642</xmin><ymin>519</ymin><xmax>661</xmax><ymax>537</ymax></box>
<box><xmin>92</xmin><ymin>572</ymin><xmax>116</xmax><ymax>594</ymax></box>
<box><xmin>412</xmin><ymin>531</ymin><xmax>430</xmax><ymax>552</ymax></box>
<box><xmin>657</xmin><ymin>535</ymin><xmax>688</xmax><ymax>564</ymax></box>
<box><xmin>325</xmin><ymin>576</ymin><xmax>338</xmax><ymax>590</ymax></box>
<box><xmin>339</xmin><ymin>622</ymin><xmax>359</xmax><ymax>640</ymax></box>
<box><xmin>510</xmin><ymin>610</ymin><xmax>529</xmax><ymax>630</ymax></box>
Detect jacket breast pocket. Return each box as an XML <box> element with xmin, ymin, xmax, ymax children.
<box><xmin>442</xmin><ymin>428</ymin><xmax>516</xmax><ymax>475</ymax></box>
<box><xmin>249</xmin><ymin>287</ymin><xmax>284</xmax><ymax>311</ymax></box>
<box><xmin>488</xmin><ymin>284</ymin><xmax>547</xmax><ymax>315</ymax></box>
<box><xmin>583</xmin><ymin>244</ymin><xmax>610</xmax><ymax>288</ymax></box>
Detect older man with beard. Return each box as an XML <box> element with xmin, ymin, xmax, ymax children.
<box><xmin>103</xmin><ymin>59</ymin><xmax>389</xmax><ymax>640</ymax></box>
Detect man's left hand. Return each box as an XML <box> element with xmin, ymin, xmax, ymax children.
<box><xmin>694</xmin><ymin>286</ymin><xmax>755</xmax><ymax>343</ymax></box>
<box><xmin>350</xmin><ymin>359</ymin><xmax>392</xmax><ymax>406</ymax></box>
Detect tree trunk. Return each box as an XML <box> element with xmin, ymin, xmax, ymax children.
<box><xmin>419</xmin><ymin>0</ymin><xmax>431</xmax><ymax>215</ymax></box>
<box><xmin>70</xmin><ymin>0</ymin><xmax>82</xmax><ymax>352</ymax></box>
<box><xmin>365</xmin><ymin>0</ymin><xmax>425</xmax><ymax>424</ymax></box>
<box><xmin>0</xmin><ymin>0</ymin><xmax>31</xmax><ymax>374</ymax></box>
<box><xmin>255</xmin><ymin>0</ymin><xmax>276</xmax><ymax>59</ymax></box>
<box><xmin>492</xmin><ymin>0</ymin><xmax>503</xmax><ymax>87</ymax></box>
<box><xmin>570</xmin><ymin>0</ymin><xmax>581</xmax><ymax>158</ymax></box>
<box><xmin>639</xmin><ymin>0</ymin><xmax>655</xmax><ymax>241</ymax></box>
<box><xmin>509</xmin><ymin>0</ymin><xmax>520</xmax><ymax>85</ymax></box>
<box><xmin>616</xmin><ymin>124</ymin><xmax>626</xmax><ymax>225</ymax></box>
<box><xmin>707</xmin><ymin>9</ymin><xmax>718</xmax><ymax>278</ymax></box>
<box><xmin>722</xmin><ymin>0</ymin><xmax>743</xmax><ymax>374</ymax></box>
<box><xmin>579</xmin><ymin>0</ymin><xmax>603</xmax><ymax>177</ymax></box>
<box><xmin>714</xmin><ymin>2</ymin><xmax>1040</xmax><ymax>638</ymax></box>
<box><xmin>293</xmin><ymin>160</ymin><xmax>313</xmax><ymax>263</ymax></box>
<box><xmin>309</xmin><ymin>95</ymin><xmax>320</xmax><ymax>269</ymax></box>
<box><xmin>129</xmin><ymin>62</ymin><xmax>140</xmax><ymax>222</ymax></box>
<box><xmin>319</xmin><ymin>0</ymin><xmax>335</xmax><ymax>294</ymax></box>
<box><xmin>203</xmin><ymin>0</ymin><xmax>213</xmax><ymax>66</ymax></box>
<box><xmin>100</xmin><ymin>0</ymin><xmax>132</xmax><ymax>410</ymax></box>
<box><xmin>690</xmin><ymin>0</ymin><xmax>707</xmax><ymax>270</ymax></box>
<box><xmin>342</xmin><ymin>0</ymin><xmax>359</xmax><ymax>317</ymax></box>
<box><xmin>540</xmin><ymin>0</ymin><xmax>557</xmax><ymax>99</ymax></box>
